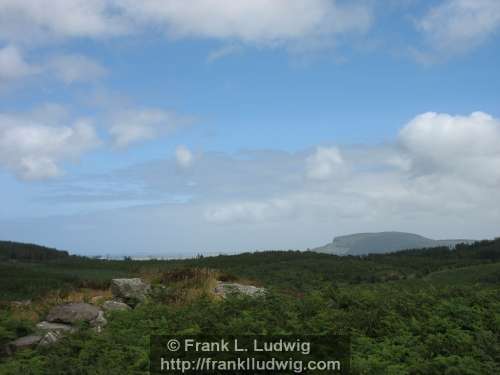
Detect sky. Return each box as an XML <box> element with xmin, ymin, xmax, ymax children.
<box><xmin>0</xmin><ymin>0</ymin><xmax>499</xmax><ymax>256</ymax></box>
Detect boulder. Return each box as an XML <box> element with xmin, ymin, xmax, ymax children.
<box><xmin>110</xmin><ymin>278</ymin><xmax>150</xmax><ymax>306</ymax></box>
<box><xmin>91</xmin><ymin>311</ymin><xmax>107</xmax><ymax>334</ymax></box>
<box><xmin>102</xmin><ymin>300</ymin><xmax>131</xmax><ymax>312</ymax></box>
<box><xmin>6</xmin><ymin>335</ymin><xmax>42</xmax><ymax>355</ymax></box>
<box><xmin>46</xmin><ymin>303</ymin><xmax>100</xmax><ymax>324</ymax></box>
<box><xmin>38</xmin><ymin>331</ymin><xmax>64</xmax><ymax>347</ymax></box>
<box><xmin>214</xmin><ymin>282</ymin><xmax>265</xmax><ymax>298</ymax></box>
<box><xmin>36</xmin><ymin>321</ymin><xmax>75</xmax><ymax>333</ymax></box>
<box><xmin>35</xmin><ymin>322</ymin><xmax>76</xmax><ymax>347</ymax></box>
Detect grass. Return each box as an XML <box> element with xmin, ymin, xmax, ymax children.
<box><xmin>0</xmin><ymin>260</ymin><xmax>133</xmax><ymax>301</ymax></box>
<box><xmin>3</xmin><ymin>245</ymin><xmax>500</xmax><ymax>301</ymax></box>
<box><xmin>425</xmin><ymin>262</ymin><xmax>500</xmax><ymax>284</ymax></box>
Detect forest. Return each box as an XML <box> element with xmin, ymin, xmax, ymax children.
<box><xmin>0</xmin><ymin>239</ymin><xmax>499</xmax><ymax>374</ymax></box>
<box><xmin>0</xmin><ymin>242</ymin><xmax>69</xmax><ymax>262</ymax></box>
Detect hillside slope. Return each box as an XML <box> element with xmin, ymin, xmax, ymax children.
<box><xmin>0</xmin><ymin>241</ymin><xmax>69</xmax><ymax>261</ymax></box>
<box><xmin>1</xmin><ymin>238</ymin><xmax>500</xmax><ymax>374</ymax></box>
<box><xmin>313</xmin><ymin>231</ymin><xmax>473</xmax><ymax>255</ymax></box>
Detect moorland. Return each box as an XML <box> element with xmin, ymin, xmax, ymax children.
<box><xmin>0</xmin><ymin>238</ymin><xmax>499</xmax><ymax>374</ymax></box>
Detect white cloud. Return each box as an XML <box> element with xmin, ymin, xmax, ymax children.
<box><xmin>0</xmin><ymin>1</ymin><xmax>372</xmax><ymax>49</ymax></box>
<box><xmin>175</xmin><ymin>145</ymin><xmax>194</xmax><ymax>169</ymax></box>
<box><xmin>0</xmin><ymin>45</ymin><xmax>38</xmax><ymax>83</ymax></box>
<box><xmin>306</xmin><ymin>146</ymin><xmax>345</xmax><ymax>180</ymax></box>
<box><xmin>196</xmin><ymin>111</ymin><xmax>500</xmax><ymax>230</ymax></box>
<box><xmin>28</xmin><ymin>103</ymin><xmax>71</xmax><ymax>124</ymax></box>
<box><xmin>0</xmin><ymin>111</ymin><xmax>100</xmax><ymax>180</ymax></box>
<box><xmin>0</xmin><ymin>45</ymin><xmax>106</xmax><ymax>86</ymax></box>
<box><xmin>204</xmin><ymin>199</ymin><xmax>295</xmax><ymax>224</ymax></box>
<box><xmin>121</xmin><ymin>0</ymin><xmax>372</xmax><ymax>46</ymax></box>
<box><xmin>5</xmin><ymin>0</ymin><xmax>500</xmax><ymax>69</ymax></box>
<box><xmin>109</xmin><ymin>108</ymin><xmax>190</xmax><ymax>148</ymax></box>
<box><xmin>46</xmin><ymin>54</ymin><xmax>107</xmax><ymax>83</ymax></box>
<box><xmin>418</xmin><ymin>0</ymin><xmax>500</xmax><ymax>55</ymax></box>
<box><xmin>400</xmin><ymin>112</ymin><xmax>500</xmax><ymax>158</ymax></box>
<box><xmin>399</xmin><ymin>111</ymin><xmax>500</xmax><ymax>184</ymax></box>
<box><xmin>0</xmin><ymin>0</ymin><xmax>128</xmax><ymax>43</ymax></box>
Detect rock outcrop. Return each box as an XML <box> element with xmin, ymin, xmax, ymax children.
<box><xmin>38</xmin><ymin>331</ymin><xmax>64</xmax><ymax>347</ymax></box>
<box><xmin>36</xmin><ymin>322</ymin><xmax>76</xmax><ymax>347</ymax></box>
<box><xmin>46</xmin><ymin>302</ymin><xmax>107</xmax><ymax>333</ymax></box>
<box><xmin>214</xmin><ymin>282</ymin><xmax>265</xmax><ymax>298</ymax></box>
<box><xmin>110</xmin><ymin>278</ymin><xmax>150</xmax><ymax>306</ymax></box>
<box><xmin>5</xmin><ymin>278</ymin><xmax>151</xmax><ymax>356</ymax></box>
<box><xmin>36</xmin><ymin>321</ymin><xmax>75</xmax><ymax>333</ymax></box>
<box><xmin>5</xmin><ymin>321</ymin><xmax>78</xmax><ymax>354</ymax></box>
<box><xmin>92</xmin><ymin>311</ymin><xmax>107</xmax><ymax>333</ymax></box>
<box><xmin>5</xmin><ymin>335</ymin><xmax>42</xmax><ymax>355</ymax></box>
<box><xmin>5</xmin><ymin>290</ymin><xmax>132</xmax><ymax>355</ymax></box>
<box><xmin>102</xmin><ymin>300</ymin><xmax>131</xmax><ymax>312</ymax></box>
<box><xmin>46</xmin><ymin>303</ymin><xmax>100</xmax><ymax>325</ymax></box>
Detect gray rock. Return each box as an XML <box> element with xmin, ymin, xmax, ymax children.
<box><xmin>110</xmin><ymin>278</ymin><xmax>150</xmax><ymax>306</ymax></box>
<box><xmin>36</xmin><ymin>321</ymin><xmax>75</xmax><ymax>333</ymax></box>
<box><xmin>91</xmin><ymin>311</ymin><xmax>107</xmax><ymax>334</ymax></box>
<box><xmin>102</xmin><ymin>300</ymin><xmax>132</xmax><ymax>312</ymax></box>
<box><xmin>34</xmin><ymin>321</ymin><xmax>76</xmax><ymax>348</ymax></box>
<box><xmin>46</xmin><ymin>303</ymin><xmax>100</xmax><ymax>324</ymax></box>
<box><xmin>38</xmin><ymin>331</ymin><xmax>64</xmax><ymax>347</ymax></box>
<box><xmin>214</xmin><ymin>282</ymin><xmax>265</xmax><ymax>298</ymax></box>
<box><xmin>6</xmin><ymin>335</ymin><xmax>42</xmax><ymax>354</ymax></box>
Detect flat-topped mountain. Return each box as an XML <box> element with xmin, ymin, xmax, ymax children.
<box><xmin>312</xmin><ymin>231</ymin><xmax>474</xmax><ymax>255</ymax></box>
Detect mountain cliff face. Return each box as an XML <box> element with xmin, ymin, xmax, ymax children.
<box><xmin>312</xmin><ymin>232</ymin><xmax>473</xmax><ymax>255</ymax></box>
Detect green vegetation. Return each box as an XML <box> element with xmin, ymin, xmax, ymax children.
<box><xmin>1</xmin><ymin>239</ymin><xmax>499</xmax><ymax>374</ymax></box>
<box><xmin>0</xmin><ymin>259</ymin><xmax>135</xmax><ymax>301</ymax></box>
<box><xmin>425</xmin><ymin>262</ymin><xmax>500</xmax><ymax>284</ymax></box>
<box><xmin>0</xmin><ymin>241</ymin><xmax>69</xmax><ymax>261</ymax></box>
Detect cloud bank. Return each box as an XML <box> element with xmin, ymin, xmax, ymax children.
<box><xmin>119</xmin><ymin>0</ymin><xmax>372</xmax><ymax>45</ymax></box>
<box><xmin>11</xmin><ymin>111</ymin><xmax>497</xmax><ymax>254</ymax></box>
<box><xmin>0</xmin><ymin>1</ymin><xmax>373</xmax><ymax>47</ymax></box>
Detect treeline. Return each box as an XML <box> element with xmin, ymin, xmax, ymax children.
<box><xmin>0</xmin><ymin>241</ymin><xmax>69</xmax><ymax>261</ymax></box>
<box><xmin>369</xmin><ymin>237</ymin><xmax>500</xmax><ymax>260</ymax></box>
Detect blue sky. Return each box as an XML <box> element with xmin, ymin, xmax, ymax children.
<box><xmin>1</xmin><ymin>0</ymin><xmax>500</xmax><ymax>256</ymax></box>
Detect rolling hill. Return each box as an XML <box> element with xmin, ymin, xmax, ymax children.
<box><xmin>0</xmin><ymin>241</ymin><xmax>69</xmax><ymax>261</ymax></box>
